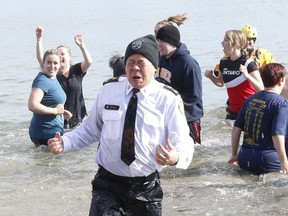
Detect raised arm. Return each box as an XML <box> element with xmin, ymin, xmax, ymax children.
<box><xmin>74</xmin><ymin>34</ymin><xmax>93</xmax><ymax>73</ymax></box>
<box><xmin>35</xmin><ymin>26</ymin><xmax>44</xmax><ymax>68</ymax></box>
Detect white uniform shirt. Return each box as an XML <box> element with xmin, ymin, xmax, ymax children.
<box><xmin>62</xmin><ymin>78</ymin><xmax>194</xmax><ymax>177</ymax></box>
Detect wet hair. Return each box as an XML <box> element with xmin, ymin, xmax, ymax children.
<box><xmin>225</xmin><ymin>30</ymin><xmax>249</xmax><ymax>58</ymax></box>
<box><xmin>155</xmin><ymin>13</ymin><xmax>187</xmax><ymax>35</ymax></box>
<box><xmin>43</xmin><ymin>49</ymin><xmax>61</xmax><ymax>63</ymax></box>
<box><xmin>259</xmin><ymin>63</ymin><xmax>286</xmax><ymax>88</ymax></box>
<box><xmin>156</xmin><ymin>13</ymin><xmax>187</xmax><ymax>27</ymax></box>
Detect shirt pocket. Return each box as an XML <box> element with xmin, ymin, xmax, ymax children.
<box><xmin>102</xmin><ymin>110</ymin><xmax>123</xmax><ymax>140</ymax></box>
<box><xmin>143</xmin><ymin>114</ymin><xmax>163</xmax><ymax>142</ymax></box>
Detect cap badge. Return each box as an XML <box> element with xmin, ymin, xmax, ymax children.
<box><xmin>131</xmin><ymin>40</ymin><xmax>142</xmax><ymax>50</ymax></box>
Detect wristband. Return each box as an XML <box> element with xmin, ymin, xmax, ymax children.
<box><xmin>54</xmin><ymin>108</ymin><xmax>58</xmax><ymax>115</ymax></box>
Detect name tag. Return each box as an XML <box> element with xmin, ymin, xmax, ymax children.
<box><xmin>104</xmin><ymin>104</ymin><xmax>120</xmax><ymax>110</ymax></box>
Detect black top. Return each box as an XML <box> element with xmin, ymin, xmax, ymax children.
<box><xmin>57</xmin><ymin>63</ymin><xmax>87</xmax><ymax>128</ymax></box>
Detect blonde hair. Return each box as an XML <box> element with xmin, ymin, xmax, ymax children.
<box><xmin>43</xmin><ymin>49</ymin><xmax>61</xmax><ymax>63</ymax></box>
<box><xmin>56</xmin><ymin>44</ymin><xmax>72</xmax><ymax>56</ymax></box>
<box><xmin>56</xmin><ymin>44</ymin><xmax>72</xmax><ymax>65</ymax></box>
<box><xmin>225</xmin><ymin>30</ymin><xmax>249</xmax><ymax>57</ymax></box>
<box><xmin>225</xmin><ymin>30</ymin><xmax>246</xmax><ymax>49</ymax></box>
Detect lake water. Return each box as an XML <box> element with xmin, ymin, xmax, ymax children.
<box><xmin>1</xmin><ymin>0</ymin><xmax>288</xmax><ymax>215</ymax></box>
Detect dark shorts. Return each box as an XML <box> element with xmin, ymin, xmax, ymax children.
<box><xmin>225</xmin><ymin>108</ymin><xmax>238</xmax><ymax>120</ymax></box>
<box><xmin>89</xmin><ymin>166</ymin><xmax>163</xmax><ymax>216</ymax></box>
<box><xmin>238</xmin><ymin>147</ymin><xmax>281</xmax><ymax>175</ymax></box>
<box><xmin>188</xmin><ymin>121</ymin><xmax>201</xmax><ymax>144</ymax></box>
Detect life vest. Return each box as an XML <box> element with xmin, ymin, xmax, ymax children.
<box><xmin>248</xmin><ymin>47</ymin><xmax>275</xmax><ymax>68</ymax></box>
<box><xmin>214</xmin><ymin>54</ymin><xmax>229</xmax><ymax>76</ymax></box>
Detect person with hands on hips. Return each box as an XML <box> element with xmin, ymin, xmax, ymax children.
<box><xmin>48</xmin><ymin>34</ymin><xmax>194</xmax><ymax>216</ymax></box>
<box><xmin>28</xmin><ymin>49</ymin><xmax>72</xmax><ymax>147</ymax></box>
<box><xmin>228</xmin><ymin>63</ymin><xmax>288</xmax><ymax>175</ymax></box>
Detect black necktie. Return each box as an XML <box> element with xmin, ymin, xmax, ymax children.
<box><xmin>121</xmin><ymin>88</ymin><xmax>139</xmax><ymax>165</ymax></box>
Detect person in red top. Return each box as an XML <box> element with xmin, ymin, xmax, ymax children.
<box><xmin>205</xmin><ymin>30</ymin><xmax>264</xmax><ymax>120</ymax></box>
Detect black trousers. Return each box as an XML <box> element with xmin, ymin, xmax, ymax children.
<box><xmin>89</xmin><ymin>166</ymin><xmax>163</xmax><ymax>216</ymax></box>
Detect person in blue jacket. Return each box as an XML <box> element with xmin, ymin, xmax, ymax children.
<box><xmin>155</xmin><ymin>25</ymin><xmax>203</xmax><ymax>144</ymax></box>
<box><xmin>228</xmin><ymin>63</ymin><xmax>288</xmax><ymax>175</ymax></box>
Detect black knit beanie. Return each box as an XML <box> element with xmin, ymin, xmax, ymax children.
<box><xmin>156</xmin><ymin>25</ymin><xmax>181</xmax><ymax>47</ymax></box>
<box><xmin>124</xmin><ymin>34</ymin><xmax>159</xmax><ymax>69</ymax></box>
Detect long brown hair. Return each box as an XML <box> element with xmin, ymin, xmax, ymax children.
<box><xmin>156</xmin><ymin>13</ymin><xmax>187</xmax><ymax>27</ymax></box>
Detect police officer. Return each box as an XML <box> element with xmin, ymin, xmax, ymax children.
<box><xmin>48</xmin><ymin>34</ymin><xmax>194</xmax><ymax>216</ymax></box>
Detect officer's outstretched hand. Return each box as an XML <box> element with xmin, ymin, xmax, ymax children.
<box><xmin>156</xmin><ymin>139</ymin><xmax>179</xmax><ymax>166</ymax></box>
<box><xmin>48</xmin><ymin>132</ymin><xmax>64</xmax><ymax>155</ymax></box>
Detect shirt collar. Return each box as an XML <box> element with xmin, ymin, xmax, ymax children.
<box><xmin>126</xmin><ymin>83</ymin><xmax>135</xmax><ymax>96</ymax></box>
<box><xmin>126</xmin><ymin>78</ymin><xmax>158</xmax><ymax>98</ymax></box>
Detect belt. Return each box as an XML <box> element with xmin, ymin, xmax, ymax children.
<box><xmin>97</xmin><ymin>166</ymin><xmax>159</xmax><ymax>186</ymax></box>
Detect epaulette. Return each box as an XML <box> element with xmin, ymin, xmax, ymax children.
<box><xmin>163</xmin><ymin>85</ymin><xmax>179</xmax><ymax>95</ymax></box>
<box><xmin>103</xmin><ymin>77</ymin><xmax>119</xmax><ymax>85</ymax></box>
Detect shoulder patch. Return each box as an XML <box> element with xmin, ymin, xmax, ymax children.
<box><xmin>163</xmin><ymin>85</ymin><xmax>179</xmax><ymax>95</ymax></box>
<box><xmin>103</xmin><ymin>77</ymin><xmax>119</xmax><ymax>85</ymax></box>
